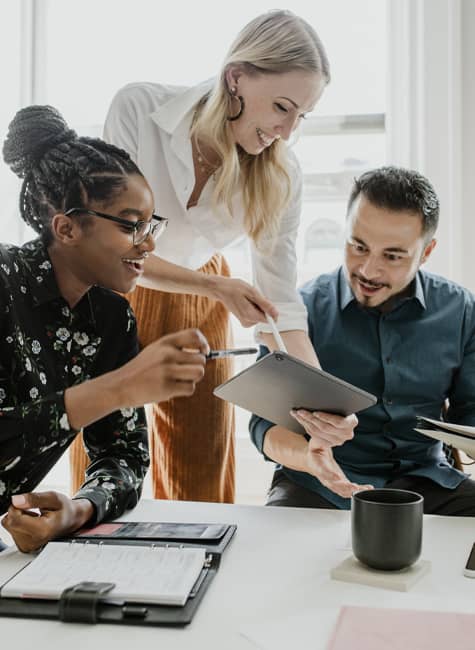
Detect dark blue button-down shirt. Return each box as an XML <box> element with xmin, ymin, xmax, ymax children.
<box><xmin>250</xmin><ymin>268</ymin><xmax>475</xmax><ymax>509</ymax></box>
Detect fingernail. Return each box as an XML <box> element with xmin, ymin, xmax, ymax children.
<box><xmin>12</xmin><ymin>494</ymin><xmax>26</xmax><ymax>506</ymax></box>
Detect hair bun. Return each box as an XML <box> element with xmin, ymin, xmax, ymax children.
<box><xmin>2</xmin><ymin>105</ymin><xmax>77</xmax><ymax>178</ymax></box>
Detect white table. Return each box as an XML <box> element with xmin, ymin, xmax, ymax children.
<box><xmin>0</xmin><ymin>499</ymin><xmax>474</xmax><ymax>649</ymax></box>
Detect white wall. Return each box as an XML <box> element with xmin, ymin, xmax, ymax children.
<box><xmin>388</xmin><ymin>0</ymin><xmax>475</xmax><ymax>291</ymax></box>
<box><xmin>461</xmin><ymin>0</ymin><xmax>475</xmax><ymax>291</ymax></box>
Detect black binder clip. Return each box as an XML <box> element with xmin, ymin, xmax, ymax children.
<box><xmin>59</xmin><ymin>581</ymin><xmax>115</xmax><ymax>624</ymax></box>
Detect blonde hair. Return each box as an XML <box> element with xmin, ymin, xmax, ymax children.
<box><xmin>191</xmin><ymin>10</ymin><xmax>330</xmax><ymax>248</ymax></box>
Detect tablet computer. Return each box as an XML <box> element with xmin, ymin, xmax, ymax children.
<box><xmin>213</xmin><ymin>351</ymin><xmax>377</xmax><ymax>435</ymax></box>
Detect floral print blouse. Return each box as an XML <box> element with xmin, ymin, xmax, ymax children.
<box><xmin>0</xmin><ymin>238</ymin><xmax>149</xmax><ymax>523</ymax></box>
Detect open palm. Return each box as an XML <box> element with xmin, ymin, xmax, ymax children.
<box><xmin>306</xmin><ymin>439</ymin><xmax>373</xmax><ymax>498</ymax></box>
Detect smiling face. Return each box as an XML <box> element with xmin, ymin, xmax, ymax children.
<box><xmin>344</xmin><ymin>195</ymin><xmax>437</xmax><ymax>311</ymax></box>
<box><xmin>225</xmin><ymin>67</ymin><xmax>326</xmax><ymax>155</ymax></box>
<box><xmin>72</xmin><ymin>173</ymin><xmax>156</xmax><ymax>294</ymax></box>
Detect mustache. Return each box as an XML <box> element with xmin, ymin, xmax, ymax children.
<box><xmin>352</xmin><ymin>273</ymin><xmax>390</xmax><ymax>289</ymax></box>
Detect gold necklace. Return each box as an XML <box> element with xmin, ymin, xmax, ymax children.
<box><xmin>192</xmin><ymin>137</ymin><xmax>220</xmax><ymax>179</ymax></box>
<box><xmin>196</xmin><ymin>152</ymin><xmax>215</xmax><ymax>176</ymax></box>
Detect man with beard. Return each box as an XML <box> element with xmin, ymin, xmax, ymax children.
<box><xmin>250</xmin><ymin>166</ymin><xmax>475</xmax><ymax>515</ymax></box>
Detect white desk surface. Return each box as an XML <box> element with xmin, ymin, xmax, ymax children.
<box><xmin>0</xmin><ymin>499</ymin><xmax>474</xmax><ymax>650</ymax></box>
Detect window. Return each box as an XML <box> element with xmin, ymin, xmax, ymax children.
<box><xmin>0</xmin><ymin>1</ymin><xmax>23</xmax><ymax>244</ymax></box>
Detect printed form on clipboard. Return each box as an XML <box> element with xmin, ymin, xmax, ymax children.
<box><xmin>0</xmin><ymin>542</ymin><xmax>208</xmax><ymax>606</ymax></box>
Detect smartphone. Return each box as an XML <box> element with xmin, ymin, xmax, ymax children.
<box><xmin>463</xmin><ymin>542</ymin><xmax>475</xmax><ymax>578</ymax></box>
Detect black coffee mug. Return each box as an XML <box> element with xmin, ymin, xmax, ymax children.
<box><xmin>351</xmin><ymin>488</ymin><xmax>424</xmax><ymax>571</ymax></box>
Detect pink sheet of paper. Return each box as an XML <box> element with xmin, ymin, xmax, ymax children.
<box><xmin>327</xmin><ymin>606</ymin><xmax>475</xmax><ymax>650</ymax></box>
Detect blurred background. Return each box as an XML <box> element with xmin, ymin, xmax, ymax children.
<box><xmin>1</xmin><ymin>0</ymin><xmax>474</xmax><ymax>502</ymax></box>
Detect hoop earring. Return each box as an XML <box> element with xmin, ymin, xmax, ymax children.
<box><xmin>227</xmin><ymin>86</ymin><xmax>245</xmax><ymax>121</ymax></box>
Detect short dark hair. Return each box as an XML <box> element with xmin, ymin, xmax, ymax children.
<box><xmin>3</xmin><ymin>105</ymin><xmax>144</xmax><ymax>245</ymax></box>
<box><xmin>347</xmin><ymin>166</ymin><xmax>439</xmax><ymax>238</ymax></box>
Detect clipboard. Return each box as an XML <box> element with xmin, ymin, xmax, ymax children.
<box><xmin>415</xmin><ymin>417</ymin><xmax>475</xmax><ymax>458</ymax></box>
<box><xmin>0</xmin><ymin>523</ymin><xmax>236</xmax><ymax>627</ymax></box>
<box><xmin>214</xmin><ymin>351</ymin><xmax>377</xmax><ymax>435</ymax></box>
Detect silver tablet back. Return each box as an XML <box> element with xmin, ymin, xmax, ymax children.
<box><xmin>213</xmin><ymin>352</ymin><xmax>377</xmax><ymax>435</ymax></box>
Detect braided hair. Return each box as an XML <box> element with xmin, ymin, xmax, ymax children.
<box><xmin>3</xmin><ymin>105</ymin><xmax>143</xmax><ymax>245</ymax></box>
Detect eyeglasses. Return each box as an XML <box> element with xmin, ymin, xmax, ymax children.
<box><xmin>65</xmin><ymin>208</ymin><xmax>168</xmax><ymax>246</ymax></box>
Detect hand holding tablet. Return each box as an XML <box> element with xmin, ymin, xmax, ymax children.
<box><xmin>214</xmin><ymin>351</ymin><xmax>376</xmax><ymax>436</ymax></box>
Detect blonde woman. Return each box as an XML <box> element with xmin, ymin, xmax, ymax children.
<box><xmin>70</xmin><ymin>10</ymin><xmax>356</xmax><ymax>503</ymax></box>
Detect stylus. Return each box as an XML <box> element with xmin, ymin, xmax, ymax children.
<box><xmin>266</xmin><ymin>314</ymin><xmax>288</xmax><ymax>353</ymax></box>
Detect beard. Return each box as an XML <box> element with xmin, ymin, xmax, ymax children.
<box><xmin>352</xmin><ymin>275</ymin><xmax>416</xmax><ymax>314</ymax></box>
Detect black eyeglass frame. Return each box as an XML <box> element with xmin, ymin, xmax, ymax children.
<box><xmin>64</xmin><ymin>208</ymin><xmax>168</xmax><ymax>245</ymax></box>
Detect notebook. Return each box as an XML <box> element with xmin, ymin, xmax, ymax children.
<box><xmin>327</xmin><ymin>605</ymin><xmax>475</xmax><ymax>650</ymax></box>
<box><xmin>415</xmin><ymin>417</ymin><xmax>475</xmax><ymax>457</ymax></box>
<box><xmin>416</xmin><ymin>417</ymin><xmax>475</xmax><ymax>438</ymax></box>
<box><xmin>0</xmin><ymin>541</ymin><xmax>207</xmax><ymax>606</ymax></box>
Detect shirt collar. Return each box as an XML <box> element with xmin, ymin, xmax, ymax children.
<box><xmin>24</xmin><ymin>238</ymin><xmax>62</xmax><ymax>307</ymax></box>
<box><xmin>25</xmin><ymin>238</ymin><xmax>98</xmax><ymax>325</ymax></box>
<box><xmin>338</xmin><ymin>268</ymin><xmax>355</xmax><ymax>311</ymax></box>
<box><xmin>338</xmin><ymin>267</ymin><xmax>427</xmax><ymax>312</ymax></box>
<box><xmin>149</xmin><ymin>78</ymin><xmax>215</xmax><ymax>135</ymax></box>
<box><xmin>413</xmin><ymin>271</ymin><xmax>427</xmax><ymax>309</ymax></box>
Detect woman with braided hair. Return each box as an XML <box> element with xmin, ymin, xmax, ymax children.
<box><xmin>69</xmin><ymin>9</ymin><xmax>344</xmax><ymax>504</ymax></box>
<box><xmin>0</xmin><ymin>104</ymin><xmax>209</xmax><ymax>552</ymax></box>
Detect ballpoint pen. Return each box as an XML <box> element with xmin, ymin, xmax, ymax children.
<box><xmin>206</xmin><ymin>347</ymin><xmax>258</xmax><ymax>359</ymax></box>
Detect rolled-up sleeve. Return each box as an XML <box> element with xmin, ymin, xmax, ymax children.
<box><xmin>252</xmin><ymin>151</ymin><xmax>308</xmax><ymax>335</ymax></box>
<box><xmin>249</xmin><ymin>413</ymin><xmax>275</xmax><ymax>461</ymax></box>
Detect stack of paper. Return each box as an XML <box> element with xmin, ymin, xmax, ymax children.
<box><xmin>415</xmin><ymin>417</ymin><xmax>475</xmax><ymax>457</ymax></box>
<box><xmin>240</xmin><ymin>603</ymin><xmax>475</xmax><ymax>650</ymax></box>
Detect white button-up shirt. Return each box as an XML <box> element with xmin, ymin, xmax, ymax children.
<box><xmin>103</xmin><ymin>80</ymin><xmax>307</xmax><ymax>334</ymax></box>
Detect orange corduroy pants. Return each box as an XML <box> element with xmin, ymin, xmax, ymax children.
<box><xmin>69</xmin><ymin>253</ymin><xmax>235</xmax><ymax>503</ymax></box>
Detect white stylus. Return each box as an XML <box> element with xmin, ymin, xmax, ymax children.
<box><xmin>266</xmin><ymin>313</ymin><xmax>288</xmax><ymax>353</ymax></box>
